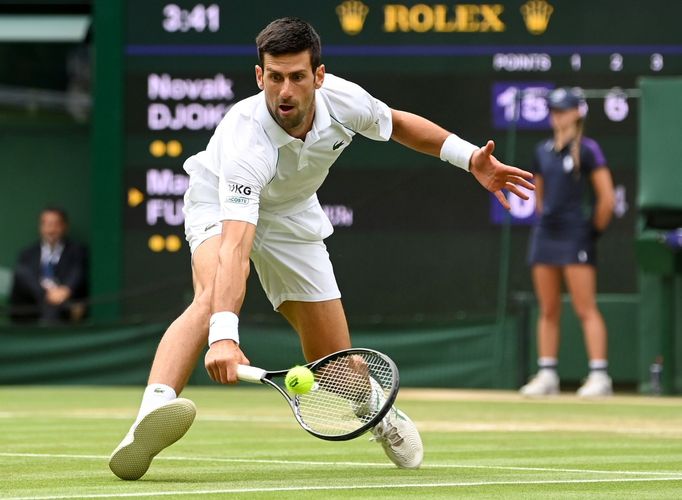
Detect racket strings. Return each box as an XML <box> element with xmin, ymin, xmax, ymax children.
<box><xmin>296</xmin><ymin>352</ymin><xmax>395</xmax><ymax>436</ymax></box>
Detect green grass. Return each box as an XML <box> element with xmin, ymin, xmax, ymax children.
<box><xmin>1</xmin><ymin>386</ymin><xmax>682</xmax><ymax>499</ymax></box>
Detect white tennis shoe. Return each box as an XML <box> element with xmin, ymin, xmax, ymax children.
<box><xmin>519</xmin><ymin>370</ymin><xmax>560</xmax><ymax>397</ymax></box>
<box><xmin>577</xmin><ymin>372</ymin><xmax>613</xmax><ymax>398</ymax></box>
<box><xmin>371</xmin><ymin>406</ymin><xmax>424</xmax><ymax>469</ymax></box>
<box><xmin>109</xmin><ymin>398</ymin><xmax>196</xmax><ymax>480</ymax></box>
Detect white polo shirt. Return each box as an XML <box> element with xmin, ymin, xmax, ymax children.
<box><xmin>182</xmin><ymin>73</ymin><xmax>393</xmax><ymax>226</ymax></box>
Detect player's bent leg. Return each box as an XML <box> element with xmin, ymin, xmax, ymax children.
<box><xmin>109</xmin><ymin>236</ymin><xmax>220</xmax><ymax>480</ymax></box>
<box><xmin>278</xmin><ymin>299</ymin><xmax>351</xmax><ymax>361</ymax></box>
<box><xmin>279</xmin><ymin>299</ymin><xmax>423</xmax><ymax>469</ymax></box>
<box><xmin>148</xmin><ymin>235</ymin><xmax>221</xmax><ymax>390</ymax></box>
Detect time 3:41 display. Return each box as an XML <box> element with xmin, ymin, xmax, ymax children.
<box><xmin>163</xmin><ymin>3</ymin><xmax>220</xmax><ymax>33</ymax></box>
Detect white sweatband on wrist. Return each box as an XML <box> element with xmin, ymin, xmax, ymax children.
<box><xmin>208</xmin><ymin>311</ymin><xmax>239</xmax><ymax>346</ymax></box>
<box><xmin>439</xmin><ymin>134</ymin><xmax>479</xmax><ymax>172</ymax></box>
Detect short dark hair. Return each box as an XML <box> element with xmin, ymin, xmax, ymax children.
<box><xmin>41</xmin><ymin>206</ymin><xmax>69</xmax><ymax>224</ymax></box>
<box><xmin>256</xmin><ymin>17</ymin><xmax>321</xmax><ymax>71</ymax></box>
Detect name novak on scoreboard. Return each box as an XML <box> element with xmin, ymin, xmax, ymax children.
<box><xmin>147</xmin><ymin>72</ymin><xmax>235</xmax><ymax>131</ymax></box>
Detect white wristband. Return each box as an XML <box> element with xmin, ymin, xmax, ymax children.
<box><xmin>208</xmin><ymin>311</ymin><xmax>240</xmax><ymax>346</ymax></box>
<box><xmin>439</xmin><ymin>134</ymin><xmax>479</xmax><ymax>172</ymax></box>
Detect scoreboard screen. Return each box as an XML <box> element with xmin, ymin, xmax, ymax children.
<box><xmin>119</xmin><ymin>0</ymin><xmax>682</xmax><ymax>321</ymax></box>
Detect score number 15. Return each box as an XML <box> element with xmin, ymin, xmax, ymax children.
<box><xmin>163</xmin><ymin>4</ymin><xmax>220</xmax><ymax>33</ymax></box>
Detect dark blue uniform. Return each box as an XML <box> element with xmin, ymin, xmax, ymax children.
<box><xmin>528</xmin><ymin>136</ymin><xmax>607</xmax><ymax>266</ymax></box>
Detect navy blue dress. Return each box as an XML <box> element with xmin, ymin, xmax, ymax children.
<box><xmin>527</xmin><ymin>137</ymin><xmax>607</xmax><ymax>266</ymax></box>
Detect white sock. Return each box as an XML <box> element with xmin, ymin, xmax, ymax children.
<box><xmin>589</xmin><ymin>359</ymin><xmax>608</xmax><ymax>373</ymax></box>
<box><xmin>134</xmin><ymin>383</ymin><xmax>176</xmax><ymax>426</ymax></box>
<box><xmin>538</xmin><ymin>357</ymin><xmax>558</xmax><ymax>373</ymax></box>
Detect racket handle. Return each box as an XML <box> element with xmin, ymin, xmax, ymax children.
<box><xmin>237</xmin><ymin>364</ymin><xmax>267</xmax><ymax>383</ymax></box>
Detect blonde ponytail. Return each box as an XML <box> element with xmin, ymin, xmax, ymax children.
<box><xmin>571</xmin><ymin>117</ymin><xmax>584</xmax><ymax>179</ymax></box>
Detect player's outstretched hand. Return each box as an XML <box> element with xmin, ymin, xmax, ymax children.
<box><xmin>205</xmin><ymin>340</ymin><xmax>250</xmax><ymax>384</ymax></box>
<box><xmin>470</xmin><ymin>140</ymin><xmax>534</xmax><ymax>210</ymax></box>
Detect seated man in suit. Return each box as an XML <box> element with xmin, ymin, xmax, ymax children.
<box><xmin>10</xmin><ymin>207</ymin><xmax>88</xmax><ymax>323</ymax></box>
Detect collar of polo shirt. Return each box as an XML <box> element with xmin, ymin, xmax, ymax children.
<box><xmin>256</xmin><ymin>88</ymin><xmax>332</xmax><ymax>156</ymax></box>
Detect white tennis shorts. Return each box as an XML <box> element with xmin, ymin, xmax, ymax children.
<box><xmin>184</xmin><ymin>173</ymin><xmax>340</xmax><ymax>310</ymax></box>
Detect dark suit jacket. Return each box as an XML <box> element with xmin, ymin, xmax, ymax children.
<box><xmin>9</xmin><ymin>239</ymin><xmax>89</xmax><ymax>322</ymax></box>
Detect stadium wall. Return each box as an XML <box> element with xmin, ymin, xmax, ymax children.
<box><xmin>0</xmin><ymin>320</ymin><xmax>520</xmax><ymax>388</ymax></box>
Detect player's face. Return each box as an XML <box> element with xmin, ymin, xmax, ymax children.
<box><xmin>549</xmin><ymin>107</ymin><xmax>580</xmax><ymax>132</ymax></box>
<box><xmin>39</xmin><ymin>211</ymin><xmax>67</xmax><ymax>246</ymax></box>
<box><xmin>255</xmin><ymin>51</ymin><xmax>325</xmax><ymax>139</ymax></box>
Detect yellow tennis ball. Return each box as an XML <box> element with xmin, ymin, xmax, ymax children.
<box><xmin>285</xmin><ymin>366</ymin><xmax>315</xmax><ymax>394</ymax></box>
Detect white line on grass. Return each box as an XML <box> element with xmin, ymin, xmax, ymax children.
<box><xmin>2</xmin><ymin>452</ymin><xmax>682</xmax><ymax>477</ymax></box>
<box><xmin>3</xmin><ymin>412</ymin><xmax>682</xmax><ymax>437</ymax></box>
<box><xmin>0</xmin><ymin>412</ymin><xmax>292</xmax><ymax>423</ymax></box>
<box><xmin>4</xmin><ymin>477</ymin><xmax>682</xmax><ymax>500</ymax></box>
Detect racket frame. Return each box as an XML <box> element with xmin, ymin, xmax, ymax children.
<box><xmin>237</xmin><ymin>348</ymin><xmax>399</xmax><ymax>441</ymax></box>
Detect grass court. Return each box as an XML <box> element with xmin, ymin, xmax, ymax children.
<box><xmin>2</xmin><ymin>386</ymin><xmax>682</xmax><ymax>499</ymax></box>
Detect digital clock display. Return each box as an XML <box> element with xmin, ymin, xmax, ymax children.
<box><xmin>162</xmin><ymin>3</ymin><xmax>220</xmax><ymax>33</ymax></box>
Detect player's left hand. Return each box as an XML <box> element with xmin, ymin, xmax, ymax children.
<box><xmin>469</xmin><ymin>140</ymin><xmax>535</xmax><ymax>210</ymax></box>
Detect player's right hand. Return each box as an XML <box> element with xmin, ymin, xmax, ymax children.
<box><xmin>205</xmin><ymin>340</ymin><xmax>250</xmax><ymax>384</ymax></box>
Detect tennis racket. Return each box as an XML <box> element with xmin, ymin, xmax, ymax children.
<box><xmin>237</xmin><ymin>348</ymin><xmax>399</xmax><ymax>441</ymax></box>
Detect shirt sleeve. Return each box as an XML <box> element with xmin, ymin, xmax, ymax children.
<box><xmin>215</xmin><ymin>119</ymin><xmax>276</xmax><ymax>226</ymax></box>
<box><xmin>323</xmin><ymin>74</ymin><xmax>393</xmax><ymax>141</ymax></box>
<box><xmin>581</xmin><ymin>137</ymin><xmax>607</xmax><ymax>175</ymax></box>
<box><xmin>355</xmin><ymin>95</ymin><xmax>393</xmax><ymax>142</ymax></box>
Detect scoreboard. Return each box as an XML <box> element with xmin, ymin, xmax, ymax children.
<box><xmin>118</xmin><ymin>0</ymin><xmax>682</xmax><ymax>321</ymax></box>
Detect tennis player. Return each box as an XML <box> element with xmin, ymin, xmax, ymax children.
<box><xmin>110</xmin><ymin>17</ymin><xmax>535</xmax><ymax>480</ymax></box>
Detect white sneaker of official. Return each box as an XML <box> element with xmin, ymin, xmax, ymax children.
<box><xmin>371</xmin><ymin>406</ymin><xmax>424</xmax><ymax>469</ymax></box>
<box><xmin>519</xmin><ymin>369</ymin><xmax>560</xmax><ymax>397</ymax></box>
<box><xmin>577</xmin><ymin>372</ymin><xmax>613</xmax><ymax>398</ymax></box>
<box><xmin>109</xmin><ymin>398</ymin><xmax>196</xmax><ymax>480</ymax></box>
